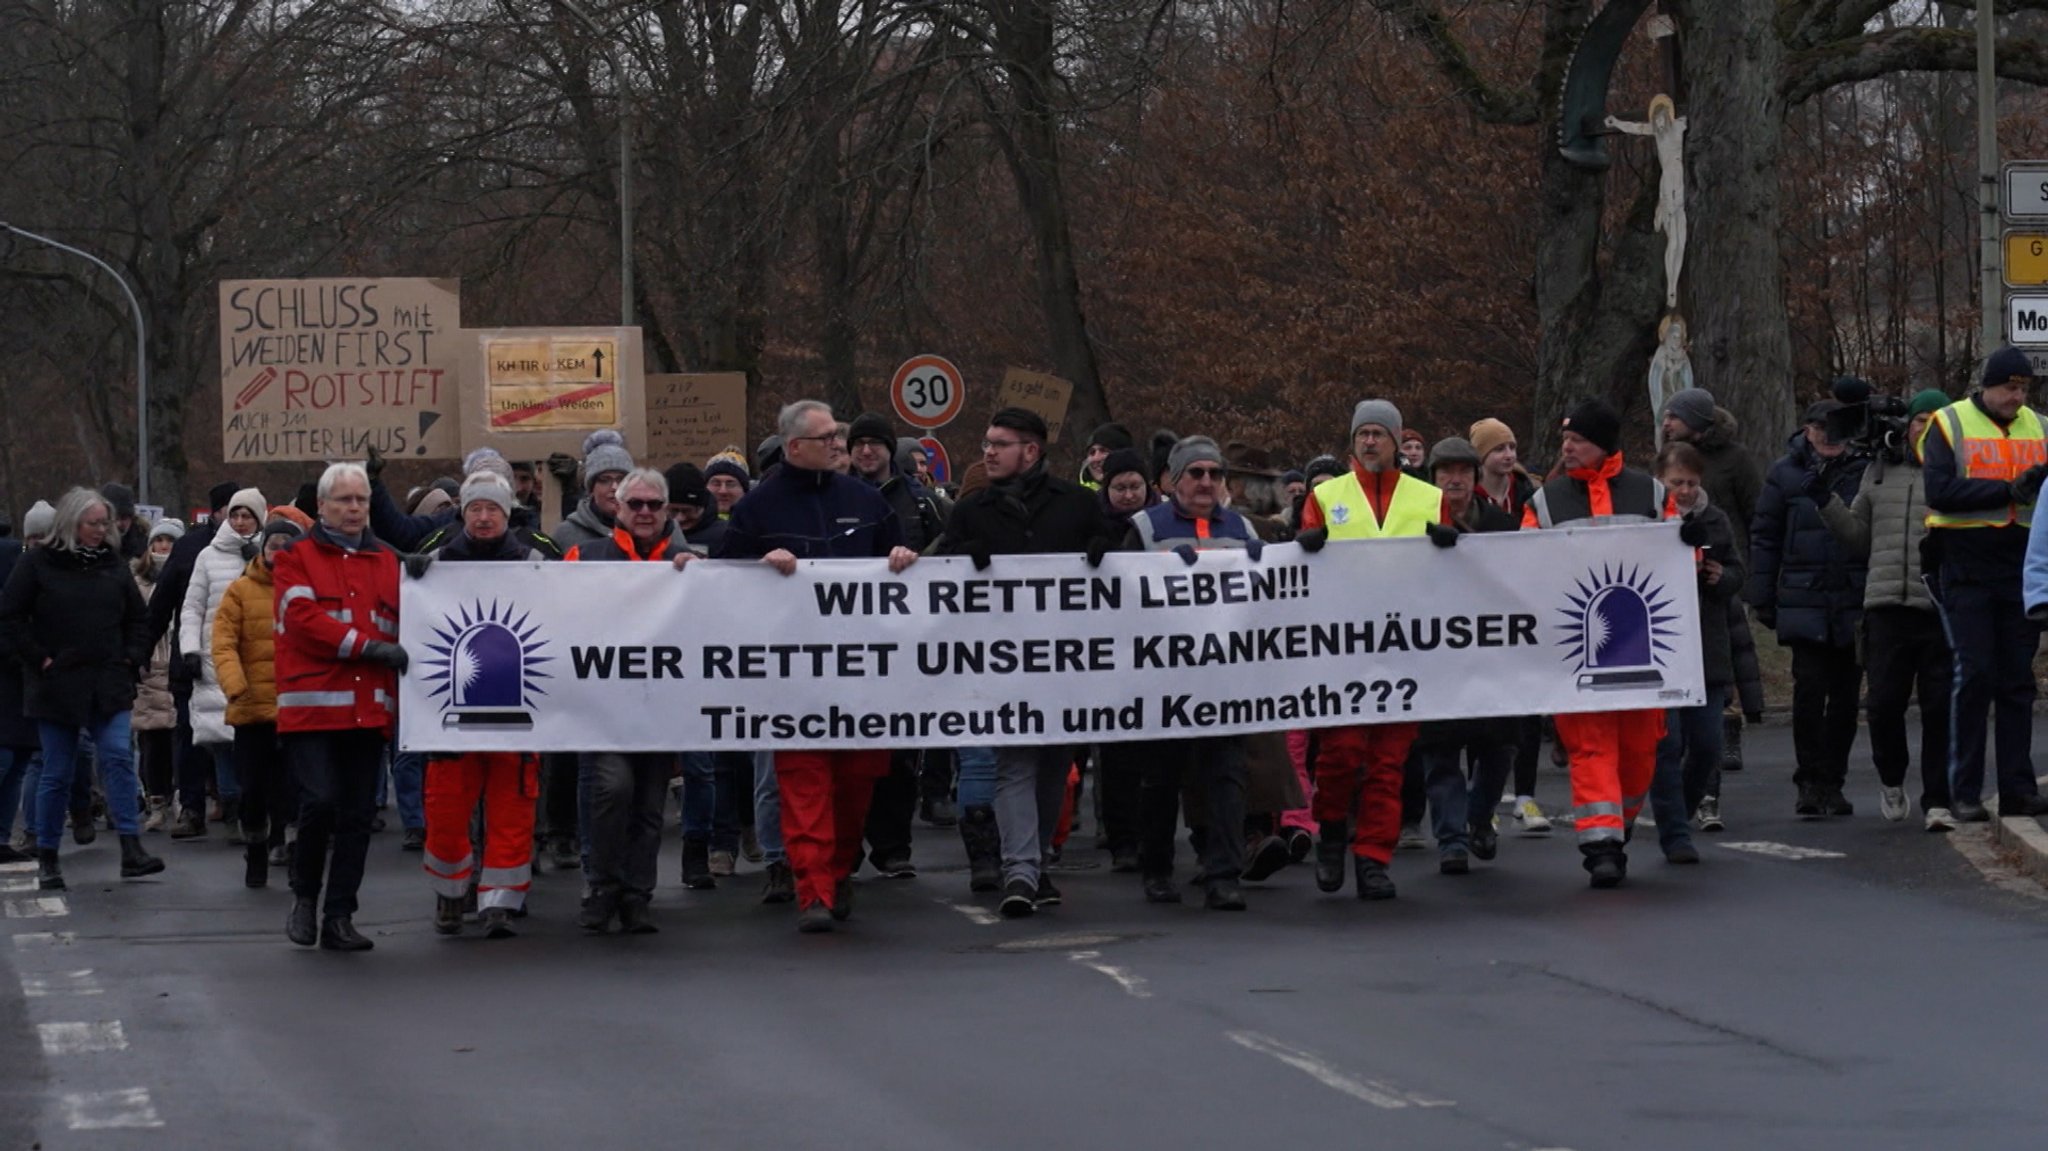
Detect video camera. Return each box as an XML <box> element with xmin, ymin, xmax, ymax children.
<box><xmin>1822</xmin><ymin>376</ymin><xmax>1911</xmax><ymax>459</ymax></box>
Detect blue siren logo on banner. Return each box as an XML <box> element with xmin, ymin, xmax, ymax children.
<box><xmin>421</xmin><ymin>600</ymin><xmax>553</xmax><ymax>731</ymax></box>
<box><xmin>1557</xmin><ymin>564</ymin><xmax>1679</xmax><ymax>692</ymax></box>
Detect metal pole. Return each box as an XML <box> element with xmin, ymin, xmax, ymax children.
<box><xmin>558</xmin><ymin>0</ymin><xmax>633</xmax><ymax>326</ymax></box>
<box><xmin>1981</xmin><ymin>0</ymin><xmax>2003</xmax><ymax>358</ymax></box>
<box><xmin>0</xmin><ymin>221</ymin><xmax>150</xmax><ymax>503</ymax></box>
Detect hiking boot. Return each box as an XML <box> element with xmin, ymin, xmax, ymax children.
<box><xmin>681</xmin><ymin>839</ymin><xmax>715</xmax><ymax>890</ymax></box>
<box><xmin>1721</xmin><ymin>713</ymin><xmax>1745</xmax><ymax>772</ymax></box>
<box><xmin>760</xmin><ymin>861</ymin><xmax>796</xmax><ymax>904</ymax></box>
<box><xmin>481</xmin><ymin>908</ymin><xmax>516</xmax><ymax>939</ymax></box>
<box><xmin>1314</xmin><ymin>823</ymin><xmax>1348</xmax><ymax>893</ymax></box>
<box><xmin>830</xmin><ymin>877</ymin><xmax>855</xmax><ymax>922</ymax></box>
<box><xmin>1354</xmin><ymin>858</ymin><xmax>1397</xmax><ymax>900</ymax></box>
<box><xmin>434</xmin><ymin>895</ymin><xmax>464</xmax><ymax>935</ymax></box>
<box><xmin>118</xmin><ymin>835</ymin><xmax>164</xmax><ymax>878</ymax></box>
<box><xmin>319</xmin><ymin>917</ymin><xmax>374</xmax><ymax>952</ymax></box>
<box><xmin>1584</xmin><ymin>846</ymin><xmax>1628</xmax><ymax>889</ymax></box>
<box><xmin>1205</xmin><ymin>879</ymin><xmax>1247</xmax><ymax>911</ymax></box>
<box><xmin>1142</xmin><ymin>875</ymin><xmax>1183</xmax><ymax>904</ymax></box>
<box><xmin>169</xmin><ymin>809</ymin><xmax>207</xmax><ymax>840</ymax></box>
<box><xmin>579</xmin><ymin>887</ymin><xmax>620</xmax><ymax>932</ymax></box>
<box><xmin>618</xmin><ymin>895</ymin><xmax>658</xmax><ymax>934</ymax></box>
<box><xmin>798</xmin><ymin>904</ymin><xmax>835</xmax><ymax>933</ymax></box>
<box><xmin>960</xmin><ymin>805</ymin><xmax>1002</xmax><ymax>893</ymax></box>
<box><xmin>70</xmin><ymin>810</ymin><xmax>95</xmax><ymax>846</ymax></box>
<box><xmin>36</xmin><ymin>848</ymin><xmax>63</xmax><ymax>892</ymax></box>
<box><xmin>1242</xmin><ymin>835</ymin><xmax>1290</xmax><ymax>882</ymax></box>
<box><xmin>286</xmin><ymin>897</ymin><xmax>317</xmax><ymax>946</ymax></box>
<box><xmin>1000</xmin><ymin>878</ymin><xmax>1037</xmax><ymax>918</ymax></box>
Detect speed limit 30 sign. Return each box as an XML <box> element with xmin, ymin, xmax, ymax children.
<box><xmin>889</xmin><ymin>355</ymin><xmax>965</xmax><ymax>430</ymax></box>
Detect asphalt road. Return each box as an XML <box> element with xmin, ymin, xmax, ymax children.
<box><xmin>3</xmin><ymin>720</ymin><xmax>2045</xmax><ymax>1151</ymax></box>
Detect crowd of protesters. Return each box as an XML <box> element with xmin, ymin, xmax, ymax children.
<box><xmin>6</xmin><ymin>347</ymin><xmax>2048</xmax><ymax>950</ymax></box>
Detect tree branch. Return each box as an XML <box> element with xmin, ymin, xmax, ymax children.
<box><xmin>1784</xmin><ymin>27</ymin><xmax>2048</xmax><ymax>105</ymax></box>
<box><xmin>1367</xmin><ymin>1</ymin><xmax>1539</xmax><ymax>126</ymax></box>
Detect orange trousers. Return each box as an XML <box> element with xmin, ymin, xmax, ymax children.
<box><xmin>1554</xmin><ymin>710</ymin><xmax>1664</xmax><ymax>848</ymax></box>
<box><xmin>1309</xmin><ymin>722</ymin><xmax>1419</xmax><ymax>865</ymax></box>
<box><xmin>423</xmin><ymin>753</ymin><xmax>539</xmax><ymax>912</ymax></box>
<box><xmin>775</xmin><ymin>750</ymin><xmax>890</xmax><ymax>911</ymax></box>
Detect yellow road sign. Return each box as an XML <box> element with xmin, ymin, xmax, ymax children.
<box><xmin>2005</xmin><ymin>231</ymin><xmax>2048</xmax><ymax>287</ymax></box>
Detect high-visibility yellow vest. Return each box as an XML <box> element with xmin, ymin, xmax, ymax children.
<box><xmin>1308</xmin><ymin>470</ymin><xmax>1441</xmax><ymax>540</ymax></box>
<box><xmin>1924</xmin><ymin>400</ymin><xmax>2047</xmax><ymax>529</ymax></box>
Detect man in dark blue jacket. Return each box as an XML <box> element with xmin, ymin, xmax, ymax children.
<box><xmin>708</xmin><ymin>400</ymin><xmax>918</xmax><ymax>933</ymax></box>
<box><xmin>1748</xmin><ymin>401</ymin><xmax>1869</xmax><ymax>819</ymax></box>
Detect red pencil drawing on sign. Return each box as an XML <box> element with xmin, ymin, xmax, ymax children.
<box><xmin>233</xmin><ymin>367</ymin><xmax>278</xmax><ymax>411</ymax></box>
<box><xmin>490</xmin><ymin>382</ymin><xmax>618</xmax><ymax>428</ymax></box>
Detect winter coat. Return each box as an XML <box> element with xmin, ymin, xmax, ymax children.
<box><xmin>547</xmin><ymin>497</ymin><xmax>617</xmax><ymax>553</ymax></box>
<box><xmin>130</xmin><ymin>561</ymin><xmax>176</xmax><ymax>732</ymax></box>
<box><xmin>212</xmin><ymin>557</ymin><xmax>279</xmax><ymax>727</ymax></box>
<box><xmin>1817</xmin><ymin>452</ymin><xmax>1932</xmax><ymax>613</ymax></box>
<box><xmin>564</xmin><ymin>522</ymin><xmax>687</xmax><ymax>563</ymax></box>
<box><xmin>869</xmin><ymin>468</ymin><xmax>945</xmax><ymax>553</ymax></box>
<box><xmin>681</xmin><ymin>515</ymin><xmax>728</xmax><ymax>556</ymax></box>
<box><xmin>369</xmin><ymin>478</ymin><xmax>458</xmax><ymax>553</ymax></box>
<box><xmin>0</xmin><ymin>544</ymin><xmax>149</xmax><ymax>728</ymax></box>
<box><xmin>179</xmin><ymin>524</ymin><xmax>258</xmax><ymax>745</ymax></box>
<box><xmin>410</xmin><ymin>504</ymin><xmax>564</xmax><ymax>560</ymax></box>
<box><xmin>147</xmin><ymin>518</ymin><xmax>217</xmax><ymax>684</ymax></box>
<box><xmin>1746</xmin><ymin>432</ymin><xmax>1869</xmax><ymax>648</ymax></box>
<box><xmin>0</xmin><ymin>541</ymin><xmax>36</xmax><ymax>750</ymax></box>
<box><xmin>938</xmin><ymin>464</ymin><xmax>1102</xmax><ymax>558</ymax></box>
<box><xmin>1693</xmin><ymin>408</ymin><xmax>1764</xmax><ymax>547</ymax></box>
<box><xmin>715</xmin><ymin>465</ymin><xmax>904</xmax><ymax>561</ymax></box>
<box><xmin>1680</xmin><ymin>497</ymin><xmax>1744</xmax><ymax>688</ymax></box>
<box><xmin>271</xmin><ymin>525</ymin><xmax>401</xmax><ymax>736</ymax></box>
<box><xmin>1727</xmin><ymin>607</ymin><xmax>1764</xmax><ymax>719</ymax></box>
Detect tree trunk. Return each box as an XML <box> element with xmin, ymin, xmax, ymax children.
<box><xmin>1675</xmin><ymin>0</ymin><xmax>1796</xmax><ymax>466</ymax></box>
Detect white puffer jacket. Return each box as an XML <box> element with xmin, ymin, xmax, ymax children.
<box><xmin>179</xmin><ymin>488</ymin><xmax>265</xmax><ymax>745</ymax></box>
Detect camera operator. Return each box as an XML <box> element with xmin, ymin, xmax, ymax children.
<box><xmin>1747</xmin><ymin>396</ymin><xmax>1870</xmax><ymax>820</ymax></box>
<box><xmin>1924</xmin><ymin>348</ymin><xmax>2048</xmax><ymax>821</ymax></box>
<box><xmin>1815</xmin><ymin>389</ymin><xmax>1956</xmax><ymax>830</ymax></box>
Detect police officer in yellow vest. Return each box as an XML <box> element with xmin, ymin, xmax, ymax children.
<box><xmin>1294</xmin><ymin>399</ymin><xmax>1457</xmax><ymax>902</ymax></box>
<box><xmin>1922</xmin><ymin>347</ymin><xmax>2048</xmax><ymax>821</ymax></box>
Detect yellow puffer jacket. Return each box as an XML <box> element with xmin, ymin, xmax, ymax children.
<box><xmin>211</xmin><ymin>557</ymin><xmax>278</xmax><ymax>727</ymax></box>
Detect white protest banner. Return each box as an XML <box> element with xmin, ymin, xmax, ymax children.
<box><xmin>220</xmin><ymin>278</ymin><xmax>462</xmax><ymax>462</ymax></box>
<box><xmin>397</xmin><ymin>524</ymin><xmax>1703</xmax><ymax>753</ymax></box>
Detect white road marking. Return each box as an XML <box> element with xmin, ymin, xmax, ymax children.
<box><xmin>38</xmin><ymin>1021</ymin><xmax>128</xmax><ymax>1055</ymax></box>
<box><xmin>61</xmin><ymin>1088</ymin><xmax>163</xmax><ymax>1130</ymax></box>
<box><xmin>1225</xmin><ymin>1031</ymin><xmax>1455</xmax><ymax>1109</ymax></box>
<box><xmin>5</xmin><ymin>895</ymin><xmax>68</xmax><ymax>918</ymax></box>
<box><xmin>939</xmin><ymin>900</ymin><xmax>1003</xmax><ymax>926</ymax></box>
<box><xmin>1718</xmin><ymin>841</ymin><xmax>1846</xmax><ymax>861</ymax></box>
<box><xmin>0</xmin><ymin>875</ymin><xmax>41</xmax><ymax>892</ymax></box>
<box><xmin>0</xmin><ymin>860</ymin><xmax>35</xmax><ymax>873</ymax></box>
<box><xmin>12</xmin><ymin>931</ymin><xmax>76</xmax><ymax>949</ymax></box>
<box><xmin>1949</xmin><ymin>824</ymin><xmax>2048</xmax><ymax>902</ymax></box>
<box><xmin>22</xmin><ymin>969</ymin><xmax>101</xmax><ymax>997</ymax></box>
<box><xmin>1068</xmin><ymin>950</ymin><xmax>1152</xmax><ymax>998</ymax></box>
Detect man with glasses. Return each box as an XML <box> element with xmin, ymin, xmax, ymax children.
<box><xmin>939</xmin><ymin>407</ymin><xmax>1107</xmax><ymax>917</ymax></box>
<box><xmin>1294</xmin><ymin>399</ymin><xmax>1452</xmax><ymax>904</ymax></box>
<box><xmin>707</xmin><ymin>400</ymin><xmax>919</xmax><ymax>932</ymax></box>
<box><xmin>565</xmin><ymin>468</ymin><xmax>688</xmax><ymax>932</ymax></box>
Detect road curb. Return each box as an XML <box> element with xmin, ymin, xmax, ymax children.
<box><xmin>1991</xmin><ymin>813</ymin><xmax>2048</xmax><ymax>883</ymax></box>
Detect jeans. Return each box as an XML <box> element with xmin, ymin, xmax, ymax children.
<box><xmin>1789</xmin><ymin>642</ymin><xmax>1861</xmax><ymax>793</ymax></box>
<box><xmin>1934</xmin><ymin>576</ymin><xmax>2038</xmax><ymax>806</ymax></box>
<box><xmin>752</xmin><ymin>749</ymin><xmax>785</xmax><ymax>864</ymax></box>
<box><xmin>0</xmin><ymin>747</ymin><xmax>31</xmax><ymax>841</ymax></box>
<box><xmin>1418</xmin><ymin>721</ymin><xmax>1513</xmax><ymax>854</ymax></box>
<box><xmin>389</xmin><ymin>751</ymin><xmax>425</xmax><ymax>831</ymax></box>
<box><xmin>1138</xmin><ymin>736</ymin><xmax>1247</xmax><ymax>883</ymax></box>
<box><xmin>1651</xmin><ymin>705</ymin><xmax>1717</xmax><ymax>852</ymax></box>
<box><xmin>37</xmin><ymin>714</ymin><xmax>142</xmax><ymax>849</ymax></box>
<box><xmin>995</xmin><ymin>744</ymin><xmax>1073</xmax><ymax>886</ymax></box>
<box><xmin>956</xmin><ymin>746</ymin><xmax>997</xmax><ymax>809</ymax></box>
<box><xmin>680</xmin><ymin>752</ymin><xmax>738</xmax><ymax>851</ymax></box>
<box><xmin>580</xmin><ymin>752</ymin><xmax>674</xmax><ymax>900</ymax></box>
<box><xmin>1862</xmin><ymin>606</ymin><xmax>1952</xmax><ymax>811</ymax></box>
<box><xmin>16</xmin><ymin>753</ymin><xmax>87</xmax><ymax>844</ymax></box>
<box><xmin>288</xmin><ymin>729</ymin><xmax>384</xmax><ymax>918</ymax></box>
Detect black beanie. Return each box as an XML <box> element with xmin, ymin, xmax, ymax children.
<box><xmin>1088</xmin><ymin>422</ymin><xmax>1134</xmax><ymax>453</ymax></box>
<box><xmin>209</xmin><ymin>481</ymin><xmax>241</xmax><ymax>512</ymax></box>
<box><xmin>1561</xmin><ymin>399</ymin><xmax>1623</xmax><ymax>455</ymax></box>
<box><xmin>1100</xmin><ymin>447</ymin><xmax>1147</xmax><ymax>486</ymax></box>
<box><xmin>100</xmin><ymin>483</ymin><xmax>137</xmax><ymax>520</ymax></box>
<box><xmin>664</xmin><ymin>462</ymin><xmax>710</xmax><ymax>510</ymax></box>
<box><xmin>847</xmin><ymin>412</ymin><xmax>896</xmax><ymax>448</ymax></box>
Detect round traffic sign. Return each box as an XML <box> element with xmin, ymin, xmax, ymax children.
<box><xmin>889</xmin><ymin>355</ymin><xmax>965</xmax><ymax>430</ymax></box>
<box><xmin>917</xmin><ymin>436</ymin><xmax>951</xmax><ymax>485</ymax></box>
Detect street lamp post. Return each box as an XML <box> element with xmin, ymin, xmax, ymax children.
<box><xmin>1980</xmin><ymin>1</ymin><xmax>2002</xmax><ymax>358</ymax></box>
<box><xmin>0</xmin><ymin>221</ymin><xmax>151</xmax><ymax>503</ymax></box>
<box><xmin>557</xmin><ymin>0</ymin><xmax>634</xmax><ymax>326</ymax></box>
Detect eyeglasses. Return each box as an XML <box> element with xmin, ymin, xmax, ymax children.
<box><xmin>982</xmin><ymin>438</ymin><xmax>1026</xmax><ymax>452</ymax></box>
<box><xmin>790</xmin><ymin>433</ymin><xmax>838</xmax><ymax>445</ymax></box>
<box><xmin>1182</xmin><ymin>466</ymin><xmax>1226</xmax><ymax>480</ymax></box>
<box><xmin>623</xmin><ymin>498</ymin><xmax>665</xmax><ymax>513</ymax></box>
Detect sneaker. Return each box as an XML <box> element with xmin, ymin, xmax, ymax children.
<box><xmin>1204</xmin><ymin>880</ymin><xmax>1247</xmax><ymax>910</ymax></box>
<box><xmin>1953</xmin><ymin>801</ymin><xmax>1990</xmax><ymax>823</ymax></box>
<box><xmin>1241</xmin><ymin>835</ymin><xmax>1290</xmax><ymax>882</ymax></box>
<box><xmin>401</xmin><ymin>827</ymin><xmax>425</xmax><ymax>852</ymax></box>
<box><xmin>1033</xmin><ymin>874</ymin><xmax>1062</xmax><ymax>908</ymax></box>
<box><xmin>1924</xmin><ymin>807</ymin><xmax>1958</xmax><ymax>832</ymax></box>
<box><xmin>797</xmin><ymin>904</ymin><xmax>835</xmax><ymax>933</ymax></box>
<box><xmin>921</xmin><ymin>797</ymin><xmax>959</xmax><ymax>828</ymax></box>
<box><xmin>1142</xmin><ymin>876</ymin><xmax>1182</xmax><ymax>904</ymax></box>
<box><xmin>168</xmin><ymin>809</ymin><xmax>207</xmax><ymax>840</ymax></box>
<box><xmin>1396</xmin><ymin>823</ymin><xmax>1428</xmax><ymax>851</ymax></box>
<box><xmin>1878</xmin><ymin>786</ymin><xmax>1909</xmax><ymax>823</ymax></box>
<box><xmin>740</xmin><ymin>827</ymin><xmax>764</xmax><ymax>863</ymax></box>
<box><xmin>1513</xmin><ymin>797</ymin><xmax>1552</xmax><ymax>835</ymax></box>
<box><xmin>481</xmin><ymin>908</ymin><xmax>516</xmax><ymax>939</ymax></box>
<box><xmin>1468</xmin><ymin>823</ymin><xmax>1498</xmax><ymax>861</ymax></box>
<box><xmin>1109</xmin><ymin>847</ymin><xmax>1140</xmax><ymax>873</ymax></box>
<box><xmin>708</xmin><ymin>849</ymin><xmax>736</xmax><ymax>877</ymax></box>
<box><xmin>548</xmin><ymin>838</ymin><xmax>580</xmax><ymax>874</ymax></box>
<box><xmin>578</xmin><ymin>888</ymin><xmax>619</xmax><ymax>932</ymax></box>
<box><xmin>1694</xmin><ymin>796</ymin><xmax>1724</xmax><ymax>832</ymax></box>
<box><xmin>1664</xmin><ymin>841</ymin><xmax>1701</xmax><ymax>864</ymax></box>
<box><xmin>1820</xmin><ymin>790</ymin><xmax>1854</xmax><ymax>817</ymax></box>
<box><xmin>1439</xmin><ymin>847</ymin><xmax>1470</xmax><ymax>876</ymax></box>
<box><xmin>872</xmin><ymin>854</ymin><xmax>916</xmax><ymax>880</ymax></box>
<box><xmin>1285</xmin><ymin>828</ymin><xmax>1314</xmax><ymax>862</ymax></box>
<box><xmin>140</xmin><ymin>798</ymin><xmax>168</xmax><ymax>834</ymax></box>
<box><xmin>1000</xmin><ymin>878</ymin><xmax>1037</xmax><ymax>918</ymax></box>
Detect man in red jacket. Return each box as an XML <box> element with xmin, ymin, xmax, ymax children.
<box><xmin>272</xmin><ymin>462</ymin><xmax>408</xmax><ymax>951</ymax></box>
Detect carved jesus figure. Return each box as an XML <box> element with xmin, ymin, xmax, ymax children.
<box><xmin>1607</xmin><ymin>95</ymin><xmax>1687</xmax><ymax>310</ymax></box>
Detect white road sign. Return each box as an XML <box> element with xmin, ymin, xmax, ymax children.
<box><xmin>2007</xmin><ymin>294</ymin><xmax>2048</xmax><ymax>346</ymax></box>
<box><xmin>2004</xmin><ymin>162</ymin><xmax>2048</xmax><ymax>221</ymax></box>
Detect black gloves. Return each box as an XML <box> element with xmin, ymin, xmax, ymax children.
<box><xmin>361</xmin><ymin>641</ymin><xmax>409</xmax><ymax>674</ymax></box>
<box><xmin>1244</xmin><ymin>537</ymin><xmax>1264</xmax><ymax>562</ymax></box>
<box><xmin>1295</xmin><ymin>528</ymin><xmax>1328</xmax><ymax>553</ymax></box>
<box><xmin>1171</xmin><ymin>544</ymin><xmax>1199</xmax><ymax>566</ymax></box>
<box><xmin>365</xmin><ymin>445</ymin><xmax>386</xmax><ymax>483</ymax></box>
<box><xmin>1801</xmin><ymin>464</ymin><xmax>1831</xmax><ymax>503</ymax></box>
<box><xmin>1424</xmin><ymin>522</ymin><xmax>1459</xmax><ymax>549</ymax></box>
<box><xmin>545</xmin><ymin>452</ymin><xmax>580</xmax><ymax>482</ymax></box>
<box><xmin>2014</xmin><ymin>463</ymin><xmax>2048</xmax><ymax>505</ymax></box>
<box><xmin>1085</xmin><ymin>537</ymin><xmax>1113</xmax><ymax>568</ymax></box>
<box><xmin>404</xmin><ymin>552</ymin><xmax>434</xmax><ymax>580</ymax></box>
<box><xmin>178</xmin><ymin>652</ymin><xmax>203</xmax><ymax>681</ymax></box>
<box><xmin>969</xmin><ymin>544</ymin><xmax>993</xmax><ymax>572</ymax></box>
<box><xmin>1678</xmin><ymin>514</ymin><xmax>1709</xmax><ymax>547</ymax></box>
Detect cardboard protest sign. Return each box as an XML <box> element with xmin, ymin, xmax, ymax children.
<box><xmin>645</xmin><ymin>373</ymin><xmax>748</xmax><ymax>466</ymax></box>
<box><xmin>220</xmin><ymin>278</ymin><xmax>462</xmax><ymax>462</ymax></box>
<box><xmin>995</xmin><ymin>367</ymin><xmax>1073</xmax><ymax>443</ymax></box>
<box><xmin>459</xmin><ymin>327</ymin><xmax>646</xmax><ymax>461</ymax></box>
